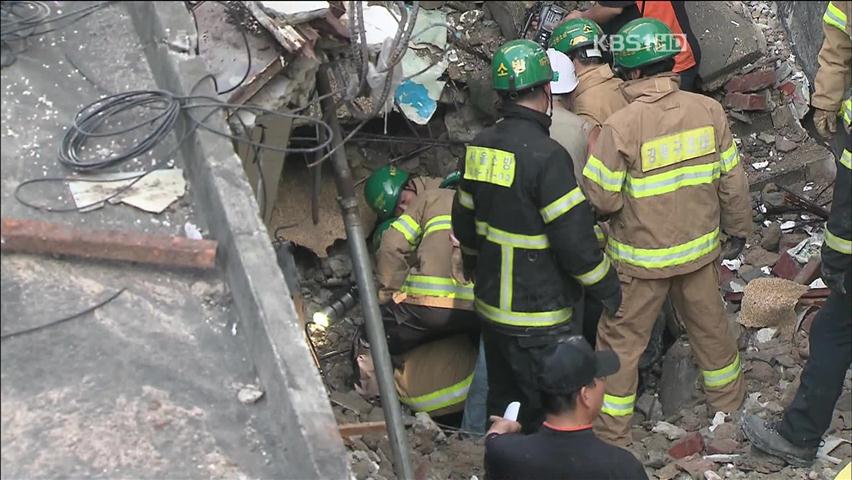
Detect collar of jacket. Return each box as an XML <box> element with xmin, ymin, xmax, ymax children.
<box><xmin>574</xmin><ymin>63</ymin><xmax>618</xmax><ymax>97</ymax></box>
<box><xmin>620</xmin><ymin>72</ymin><xmax>681</xmax><ymax>103</ymax></box>
<box><xmin>500</xmin><ymin>103</ymin><xmax>552</xmax><ymax>133</ymax></box>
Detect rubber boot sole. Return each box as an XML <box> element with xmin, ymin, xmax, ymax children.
<box><xmin>742</xmin><ymin>417</ymin><xmax>814</xmax><ymax>468</ymax></box>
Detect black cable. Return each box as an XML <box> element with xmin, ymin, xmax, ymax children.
<box><xmin>1</xmin><ymin>288</ymin><xmax>125</xmax><ymax>340</ymax></box>
<box><xmin>186</xmin><ymin>1</ymin><xmax>252</xmax><ymax>96</ymax></box>
<box><xmin>0</xmin><ymin>2</ymin><xmax>110</xmax><ymax>42</ymax></box>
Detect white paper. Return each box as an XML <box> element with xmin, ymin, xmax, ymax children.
<box><xmin>809</xmin><ymin>278</ymin><xmax>827</xmax><ymax>289</ymax></box>
<box><xmin>752</xmin><ymin>161</ymin><xmax>769</xmax><ymax>169</ymax></box>
<box><xmin>780</xmin><ymin>221</ymin><xmax>797</xmax><ymax>230</ymax></box>
<box><xmin>68</xmin><ymin>169</ymin><xmax>186</xmax><ymax>214</ymax></box>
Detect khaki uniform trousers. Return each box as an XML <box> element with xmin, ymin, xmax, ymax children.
<box><xmin>593</xmin><ymin>260</ymin><xmax>745</xmax><ymax>446</ymax></box>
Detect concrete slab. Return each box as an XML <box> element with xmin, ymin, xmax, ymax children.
<box><xmin>777</xmin><ymin>1</ymin><xmax>828</xmax><ymax>85</ymax></box>
<box><xmin>687</xmin><ymin>1</ymin><xmax>766</xmax><ymax>91</ymax></box>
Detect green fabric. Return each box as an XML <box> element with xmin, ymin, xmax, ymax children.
<box><xmin>439</xmin><ymin>171</ymin><xmax>461</xmax><ymax>189</ymax></box>
<box><xmin>364</xmin><ymin>165</ymin><xmax>410</xmax><ymax>219</ymax></box>
<box><xmin>549</xmin><ymin>18</ymin><xmax>603</xmax><ymax>54</ymax></box>
<box><xmin>371</xmin><ymin>217</ymin><xmax>396</xmax><ymax>252</ymax></box>
<box><xmin>613</xmin><ymin>18</ymin><xmax>678</xmax><ymax>69</ymax></box>
<box><xmin>491</xmin><ymin>39</ymin><xmax>553</xmax><ymax>91</ymax></box>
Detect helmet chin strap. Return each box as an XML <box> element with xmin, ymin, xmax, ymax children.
<box><xmin>546</xmin><ymin>89</ymin><xmax>554</xmax><ymax>118</ymax></box>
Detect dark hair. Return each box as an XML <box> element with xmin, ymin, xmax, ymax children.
<box><xmin>568</xmin><ymin>50</ymin><xmax>603</xmax><ymax>66</ymax></box>
<box><xmin>626</xmin><ymin>57</ymin><xmax>676</xmax><ymax>79</ymax></box>
<box><xmin>541</xmin><ymin>379</ymin><xmax>596</xmax><ymax>415</ymax></box>
<box><xmin>499</xmin><ymin>84</ymin><xmax>548</xmax><ymax>104</ymax></box>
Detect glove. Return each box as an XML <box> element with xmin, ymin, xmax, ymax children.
<box><xmin>813</xmin><ymin>108</ymin><xmax>837</xmax><ymax>139</ymax></box>
<box><xmin>821</xmin><ymin>263</ymin><xmax>847</xmax><ymax>295</ymax></box>
<box><xmin>600</xmin><ymin>287</ymin><xmax>622</xmax><ymax>317</ymax></box>
<box><xmin>721</xmin><ymin>236</ymin><xmax>746</xmax><ymax>260</ymax></box>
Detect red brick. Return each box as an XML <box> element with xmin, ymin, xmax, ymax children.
<box><xmin>719</xmin><ymin>265</ymin><xmax>735</xmax><ymax>288</ymax></box>
<box><xmin>725</xmin><ymin>69</ymin><xmax>777</xmax><ymax>93</ymax></box>
<box><xmin>668</xmin><ymin>432</ymin><xmax>705</xmax><ymax>459</ymax></box>
<box><xmin>724</xmin><ymin>91</ymin><xmax>770</xmax><ymax>111</ymax></box>
<box><xmin>706</xmin><ymin>438</ymin><xmax>739</xmax><ymax>454</ymax></box>
<box><xmin>675</xmin><ymin>454</ymin><xmax>715</xmax><ymax>479</ymax></box>
<box><xmin>771</xmin><ymin>252</ymin><xmax>802</xmax><ymax>280</ymax></box>
<box><xmin>777</xmin><ymin>81</ymin><xmax>796</xmax><ymax>97</ymax></box>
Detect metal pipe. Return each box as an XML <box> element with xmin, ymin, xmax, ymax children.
<box><xmin>317</xmin><ymin>66</ymin><xmax>415</xmax><ymax>480</ymax></box>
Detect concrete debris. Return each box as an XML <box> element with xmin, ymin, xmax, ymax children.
<box><xmin>704</xmin><ymin>471</ymin><xmax>723</xmax><ymax>480</ymax></box>
<box><xmin>760</xmin><ymin>223</ymin><xmax>782</xmax><ymax>251</ymax></box>
<box><xmin>739</xmin><ymin>277</ymin><xmax>808</xmax><ymax>336</ymax></box>
<box><xmin>709</xmin><ymin>412</ymin><xmax>728</xmax><ymax>432</ymax></box>
<box><xmin>653</xmin><ymin>421</ymin><xmax>688</xmax><ymax>441</ymax></box>
<box><xmin>775</xmin><ymin>136</ymin><xmax>799</xmax><ymax>153</ymax></box>
<box><xmin>754</xmin><ymin>327</ymin><xmax>777</xmax><ymax>344</ymax></box>
<box><xmin>236</xmin><ymin>384</ymin><xmax>264</xmax><ymax>404</ymax></box>
<box><xmin>660</xmin><ymin>340</ymin><xmax>700</xmax><ymax>416</ymax></box>
<box><xmin>675</xmin><ymin>454</ymin><xmax>715</xmax><ymax>480</ymax></box>
<box><xmin>259</xmin><ymin>1</ymin><xmax>329</xmax><ymax>23</ymax></box>
<box><xmin>669</xmin><ymin>432</ymin><xmax>706</xmax><ymax>460</ymax></box>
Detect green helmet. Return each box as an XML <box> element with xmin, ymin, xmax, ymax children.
<box><xmin>549</xmin><ymin>18</ymin><xmax>603</xmax><ymax>55</ymax></box>
<box><xmin>371</xmin><ymin>218</ymin><xmax>395</xmax><ymax>252</ymax></box>
<box><xmin>613</xmin><ymin>18</ymin><xmax>679</xmax><ymax>70</ymax></box>
<box><xmin>491</xmin><ymin>39</ymin><xmax>553</xmax><ymax>92</ymax></box>
<box><xmin>439</xmin><ymin>171</ymin><xmax>461</xmax><ymax>189</ymax></box>
<box><xmin>364</xmin><ymin>165</ymin><xmax>410</xmax><ymax>220</ymax></box>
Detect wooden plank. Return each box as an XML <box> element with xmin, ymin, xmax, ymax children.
<box><xmin>0</xmin><ymin>218</ymin><xmax>217</xmax><ymax>269</ymax></box>
<box><xmin>338</xmin><ymin>421</ymin><xmax>389</xmax><ymax>437</ymax></box>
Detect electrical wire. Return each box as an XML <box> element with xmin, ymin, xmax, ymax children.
<box><xmin>1</xmin><ymin>288</ymin><xmax>126</xmax><ymax>340</ymax></box>
<box><xmin>187</xmin><ymin>1</ymin><xmax>253</xmax><ymax>95</ymax></box>
<box><xmin>0</xmin><ymin>2</ymin><xmax>111</xmax><ymax>42</ymax></box>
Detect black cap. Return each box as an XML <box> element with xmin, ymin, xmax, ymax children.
<box><xmin>536</xmin><ymin>336</ymin><xmax>621</xmax><ymax>394</ymax></box>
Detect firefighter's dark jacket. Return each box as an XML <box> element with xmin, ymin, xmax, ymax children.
<box><xmin>451</xmin><ymin>103</ymin><xmax>620</xmax><ymax>330</ymax></box>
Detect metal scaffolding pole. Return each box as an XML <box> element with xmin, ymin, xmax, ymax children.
<box><xmin>316</xmin><ymin>66</ymin><xmax>415</xmax><ymax>480</ymax></box>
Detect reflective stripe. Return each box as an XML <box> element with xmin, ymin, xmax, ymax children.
<box><xmin>825</xmin><ymin>227</ymin><xmax>852</xmax><ymax>255</ymax></box>
<box><xmin>640</xmin><ymin>126</ymin><xmax>716</xmax><ymax>172</ymax></box>
<box><xmin>540</xmin><ymin>187</ymin><xmax>585</xmax><ymax>223</ymax></box>
<box><xmin>625</xmin><ymin>162</ymin><xmax>720</xmax><ymax>198</ymax></box>
<box><xmin>703</xmin><ymin>353</ymin><xmax>742</xmax><ymax>388</ymax></box>
<box><xmin>424</xmin><ymin>215</ymin><xmax>452</xmax><ymax>236</ymax></box>
<box><xmin>500</xmin><ymin>246</ymin><xmax>514</xmax><ymax>310</ymax></box>
<box><xmin>594</xmin><ymin>225</ymin><xmax>605</xmax><ymax>244</ymax></box>
<box><xmin>607</xmin><ymin>228</ymin><xmax>720</xmax><ymax>269</ymax></box>
<box><xmin>401</xmin><ymin>274</ymin><xmax>474</xmax><ymax>300</ymax></box>
<box><xmin>824</xmin><ymin>1</ymin><xmax>847</xmax><ymax>31</ymax></box>
<box><xmin>399</xmin><ymin>371</ymin><xmax>473</xmax><ymax>413</ymax></box>
<box><xmin>475</xmin><ymin>298</ymin><xmax>572</xmax><ymax>328</ymax></box>
<box><xmin>720</xmin><ymin>143</ymin><xmax>740</xmax><ymax>174</ymax></box>
<box><xmin>601</xmin><ymin>393</ymin><xmax>635</xmax><ymax>417</ymax></box>
<box><xmin>842</xmin><ymin>99</ymin><xmax>851</xmax><ymax>129</ymax></box>
<box><xmin>458</xmin><ymin>189</ymin><xmax>475</xmax><ymax>210</ymax></box>
<box><xmin>583</xmin><ymin>155</ymin><xmax>625</xmax><ymax>192</ymax></box>
<box><xmin>840</xmin><ymin>149</ymin><xmax>851</xmax><ymax>171</ymax></box>
<box><xmin>475</xmin><ymin>220</ymin><xmax>550</xmax><ymax>250</ymax></box>
<box><xmin>391</xmin><ymin>215</ymin><xmax>421</xmax><ymax>244</ymax></box>
<box><xmin>575</xmin><ymin>256</ymin><xmax>611</xmax><ymax>286</ymax></box>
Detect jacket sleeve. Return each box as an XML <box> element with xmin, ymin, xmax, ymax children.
<box><xmin>812</xmin><ymin>1</ymin><xmax>852</xmax><ymax>113</ymax></box>
<box><xmin>822</xmin><ymin>139</ymin><xmax>852</xmax><ymax>273</ymax></box>
<box><xmin>375</xmin><ymin>198</ymin><xmax>425</xmax><ymax>304</ymax></box>
<box><xmin>715</xmin><ymin>105</ymin><xmax>752</xmax><ymax>239</ymax></box>
<box><xmin>538</xmin><ymin>148</ymin><xmax>620</xmax><ymax>303</ymax></box>
<box><xmin>452</xmin><ymin>153</ymin><xmax>478</xmax><ymax>275</ymax></box>
<box><xmin>582</xmin><ymin>124</ymin><xmax>628</xmax><ymax>217</ymax></box>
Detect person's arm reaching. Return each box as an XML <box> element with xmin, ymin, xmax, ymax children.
<box><xmin>714</xmin><ymin>104</ymin><xmax>752</xmax><ymax>258</ymax></box>
<box><xmin>452</xmin><ymin>153</ymin><xmax>478</xmax><ymax>281</ymax></box>
<box><xmin>565</xmin><ymin>2</ymin><xmax>626</xmax><ymax>24</ymax></box>
<box><xmin>583</xmin><ymin>124</ymin><xmax>628</xmax><ymax>218</ymax></box>
<box><xmin>812</xmin><ymin>1</ymin><xmax>852</xmax><ymax>138</ymax></box>
<box><xmin>375</xmin><ymin>199</ymin><xmax>425</xmax><ymax>303</ymax></box>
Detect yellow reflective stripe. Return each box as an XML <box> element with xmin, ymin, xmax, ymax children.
<box><xmin>475</xmin><ymin>298</ymin><xmax>572</xmax><ymax>328</ymax></box>
<box><xmin>825</xmin><ymin>227</ymin><xmax>852</xmax><ymax>255</ymax></box>
<box><xmin>399</xmin><ymin>371</ymin><xmax>474</xmax><ymax>413</ymax></box>
<box><xmin>607</xmin><ymin>228</ymin><xmax>720</xmax><ymax>269</ymax></box>
<box><xmin>840</xmin><ymin>149</ymin><xmax>851</xmax><ymax>170</ymax></box>
<box><xmin>464</xmin><ymin>146</ymin><xmax>516</xmax><ymax>187</ymax></box>
<box><xmin>594</xmin><ymin>224</ymin><xmax>605</xmax><ymax>244</ymax></box>
<box><xmin>583</xmin><ymin>155</ymin><xmax>625</xmax><ymax>192</ymax></box>
<box><xmin>842</xmin><ymin>99</ymin><xmax>851</xmax><ymax>129</ymax></box>
<box><xmin>703</xmin><ymin>353</ymin><xmax>742</xmax><ymax>388</ymax></box>
<box><xmin>424</xmin><ymin>215</ymin><xmax>452</xmax><ymax>236</ymax></box>
<box><xmin>458</xmin><ymin>189</ymin><xmax>475</xmax><ymax>210</ymax></box>
<box><xmin>540</xmin><ymin>187</ymin><xmax>585</xmax><ymax>223</ymax></box>
<box><xmin>401</xmin><ymin>274</ymin><xmax>474</xmax><ymax>300</ymax></box>
<box><xmin>460</xmin><ymin>245</ymin><xmax>478</xmax><ymax>256</ymax></box>
<box><xmin>720</xmin><ymin>143</ymin><xmax>740</xmax><ymax>174</ymax></box>
<box><xmin>601</xmin><ymin>393</ymin><xmax>636</xmax><ymax>417</ymax></box>
<box><xmin>640</xmin><ymin>126</ymin><xmax>716</xmax><ymax>172</ymax></box>
<box><xmin>391</xmin><ymin>214</ymin><xmax>421</xmax><ymax>244</ymax></box>
<box><xmin>575</xmin><ymin>256</ymin><xmax>611</xmax><ymax>286</ymax></box>
<box><xmin>625</xmin><ymin>162</ymin><xmax>721</xmax><ymax>198</ymax></box>
<box><xmin>824</xmin><ymin>1</ymin><xmax>847</xmax><ymax>31</ymax></box>
<box><xmin>475</xmin><ymin>220</ymin><xmax>550</xmax><ymax>250</ymax></box>
<box><xmin>500</xmin><ymin>246</ymin><xmax>514</xmax><ymax>310</ymax></box>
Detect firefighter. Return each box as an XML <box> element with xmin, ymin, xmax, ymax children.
<box><xmin>451</xmin><ymin>39</ymin><xmax>622</xmax><ymax>431</ymax></box>
<box><xmin>549</xmin><ymin>18</ymin><xmax>628</xmax><ymax>128</ymax></box>
<box><xmin>362</xmin><ymin>166</ymin><xmax>481</xmax><ymax>419</ymax></box>
<box><xmin>742</xmin><ymin>1</ymin><xmax>851</xmax><ymax>467</ymax></box>
<box><xmin>582</xmin><ymin>18</ymin><xmax>751</xmax><ymax>447</ymax></box>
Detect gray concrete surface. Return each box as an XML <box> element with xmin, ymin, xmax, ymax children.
<box><xmin>687</xmin><ymin>1</ymin><xmax>766</xmax><ymax>91</ymax></box>
<box><xmin>777</xmin><ymin>1</ymin><xmax>829</xmax><ymax>85</ymax></box>
<box><xmin>124</xmin><ymin>2</ymin><xmax>349</xmax><ymax>479</ymax></box>
<box><xmin>2</xmin><ymin>2</ymin><xmax>346</xmax><ymax>478</ymax></box>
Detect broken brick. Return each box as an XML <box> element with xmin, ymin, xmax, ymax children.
<box><xmin>724</xmin><ymin>91</ymin><xmax>770</xmax><ymax>111</ymax></box>
<box><xmin>706</xmin><ymin>438</ymin><xmax>739</xmax><ymax>455</ymax></box>
<box><xmin>777</xmin><ymin>81</ymin><xmax>797</xmax><ymax>97</ymax></box>
<box><xmin>674</xmin><ymin>453</ymin><xmax>715</xmax><ymax>479</ymax></box>
<box><xmin>668</xmin><ymin>432</ymin><xmax>705</xmax><ymax>459</ymax></box>
<box><xmin>725</xmin><ymin>69</ymin><xmax>776</xmax><ymax>93</ymax></box>
<box><xmin>771</xmin><ymin>252</ymin><xmax>802</xmax><ymax>280</ymax></box>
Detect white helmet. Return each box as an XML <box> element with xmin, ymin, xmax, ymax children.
<box><xmin>546</xmin><ymin>48</ymin><xmax>579</xmax><ymax>95</ymax></box>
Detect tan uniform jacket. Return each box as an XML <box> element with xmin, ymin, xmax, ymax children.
<box><xmin>572</xmin><ymin>63</ymin><xmax>629</xmax><ymax>127</ymax></box>
<box><xmin>813</xmin><ymin>0</ymin><xmax>852</xmax><ymax>119</ymax></box>
<box><xmin>550</xmin><ymin>105</ymin><xmax>594</xmax><ymax>184</ymax></box>
<box><xmin>376</xmin><ymin>177</ymin><xmax>473</xmax><ymax>310</ymax></box>
<box><xmin>583</xmin><ymin>73</ymin><xmax>752</xmax><ymax>280</ymax></box>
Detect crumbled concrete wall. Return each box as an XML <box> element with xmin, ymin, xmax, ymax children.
<box><xmin>776</xmin><ymin>1</ymin><xmax>829</xmax><ymax>85</ymax></box>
